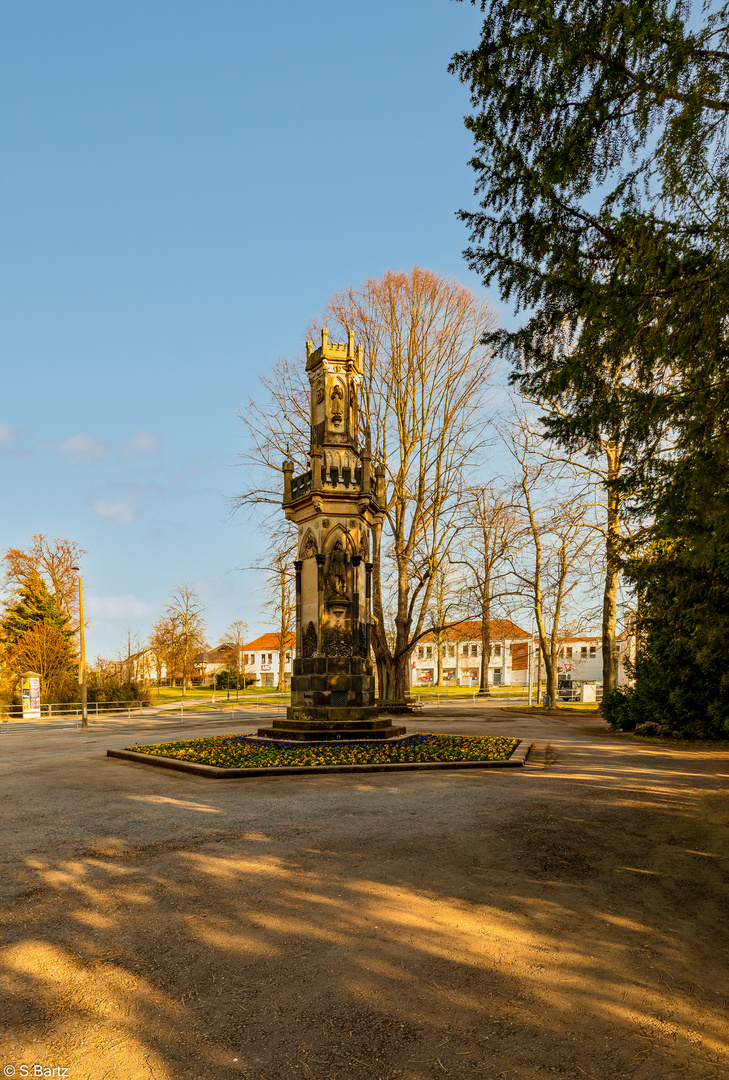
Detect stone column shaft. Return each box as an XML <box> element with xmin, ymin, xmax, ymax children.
<box><xmin>315</xmin><ymin>554</ymin><xmax>326</xmax><ymax>655</ymax></box>
<box><xmin>294</xmin><ymin>560</ymin><xmax>303</xmax><ymax>656</ymax></box>
<box><xmin>352</xmin><ymin>555</ymin><xmax>361</xmax><ymax>651</ymax></box>
<box><xmin>365</xmin><ymin>561</ymin><xmax>373</xmax><ymax>656</ymax></box>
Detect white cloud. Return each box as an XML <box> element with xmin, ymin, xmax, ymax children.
<box><xmin>86</xmin><ymin>594</ymin><xmax>155</xmax><ymax>621</ymax></box>
<box><xmin>93</xmin><ymin>498</ymin><xmax>137</xmax><ymax>524</ymax></box>
<box><xmin>121</xmin><ymin>429</ymin><xmax>161</xmax><ymax>458</ymax></box>
<box><xmin>0</xmin><ymin>422</ymin><xmax>16</xmax><ymax>444</ymax></box>
<box><xmin>58</xmin><ymin>433</ymin><xmax>108</xmax><ymax>465</ymax></box>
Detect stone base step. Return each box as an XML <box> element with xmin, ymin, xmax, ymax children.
<box><xmin>275</xmin><ymin>715</ymin><xmax>395</xmax><ymax>732</ymax></box>
<box><xmin>256</xmin><ymin>723</ymin><xmax>407</xmax><ymax>742</ymax></box>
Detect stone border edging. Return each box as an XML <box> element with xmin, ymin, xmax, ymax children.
<box><xmin>107</xmin><ymin>739</ymin><xmax>532</xmax><ymax>778</ymax></box>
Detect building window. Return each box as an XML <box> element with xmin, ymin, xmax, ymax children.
<box><xmin>268</xmin><ymin>653</ymin><xmax>273</xmax><ymax>663</ymax></box>
<box><xmin>581</xmin><ymin>646</ymin><xmax>587</xmax><ymax>658</ymax></box>
<box><xmin>448</xmin><ymin>645</ymin><xmax>455</xmax><ymax>657</ymax></box>
<box><xmin>494</xmin><ymin>644</ymin><xmax>501</xmax><ymax>658</ymax></box>
<box><xmin>285</xmin><ymin>652</ymin><xmax>291</xmax><ymax>661</ymax></box>
<box><xmin>462</xmin><ymin>644</ymin><xmax>469</xmax><ymax>655</ymax></box>
<box><xmin>566</xmin><ymin>647</ymin><xmax>572</xmax><ymax>659</ymax></box>
<box><xmin>471</xmin><ymin>644</ymin><xmax>478</xmax><ymax>657</ymax></box>
<box><xmin>418</xmin><ymin>647</ymin><xmax>424</xmax><ymax>659</ymax></box>
<box><xmin>589</xmin><ymin>645</ymin><xmax>596</xmax><ymax>657</ymax></box>
<box><xmin>426</xmin><ymin>646</ymin><xmax>432</xmax><ymax>659</ymax></box>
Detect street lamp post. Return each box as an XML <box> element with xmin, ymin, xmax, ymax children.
<box><xmin>72</xmin><ymin>566</ymin><xmax>88</xmax><ymax>728</ymax></box>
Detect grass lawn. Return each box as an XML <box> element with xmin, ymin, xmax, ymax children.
<box><xmin>411</xmin><ymin>686</ymin><xmax>526</xmax><ymax>698</ymax></box>
<box><xmin>502</xmin><ymin>702</ymin><xmax>601</xmax><ymax>715</ymax></box>
<box><xmin>145</xmin><ymin>686</ymin><xmax>288</xmax><ymax>705</ymax></box>
<box><xmin>126</xmin><ymin>732</ymin><xmax>520</xmax><ymax>768</ymax></box>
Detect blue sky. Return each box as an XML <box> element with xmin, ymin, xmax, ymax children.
<box><xmin>0</xmin><ymin>0</ymin><xmax>498</xmax><ymax>657</ymax></box>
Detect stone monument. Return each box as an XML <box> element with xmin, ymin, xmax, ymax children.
<box><xmin>257</xmin><ymin>329</ymin><xmax>405</xmax><ymax>742</ymax></box>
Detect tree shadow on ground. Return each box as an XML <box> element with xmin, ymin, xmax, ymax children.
<box><xmin>1</xmin><ymin>738</ymin><xmax>728</xmax><ymax>1080</ymax></box>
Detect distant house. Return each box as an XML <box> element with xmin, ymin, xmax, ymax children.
<box><xmin>410</xmin><ymin>621</ymin><xmax>632</xmax><ymax>688</ymax></box>
<box><xmin>242</xmin><ymin>633</ymin><xmax>295</xmax><ymax>688</ymax></box>
<box><xmin>553</xmin><ymin>634</ymin><xmax>632</xmax><ymax>686</ymax></box>
<box><xmin>411</xmin><ymin>620</ymin><xmax>531</xmax><ymax>687</ymax></box>
<box><xmin>194</xmin><ymin>643</ymin><xmax>238</xmax><ymax>684</ymax></box>
<box><xmin>96</xmin><ymin>648</ymin><xmax>158</xmax><ymax>685</ymax></box>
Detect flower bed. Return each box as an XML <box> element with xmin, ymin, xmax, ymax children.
<box><xmin>125</xmin><ymin>732</ymin><xmax>520</xmax><ymax>769</ymax></box>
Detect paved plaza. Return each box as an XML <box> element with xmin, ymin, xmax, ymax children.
<box><xmin>1</xmin><ymin>705</ymin><xmax>727</xmax><ymax>1080</ymax></box>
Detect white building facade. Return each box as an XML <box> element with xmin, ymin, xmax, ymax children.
<box><xmin>410</xmin><ymin>620</ymin><xmax>531</xmax><ymax>687</ymax></box>
<box><xmin>409</xmin><ymin>623</ymin><xmax>632</xmax><ymax>689</ymax></box>
<box><xmin>242</xmin><ymin>633</ymin><xmax>295</xmax><ymax>688</ymax></box>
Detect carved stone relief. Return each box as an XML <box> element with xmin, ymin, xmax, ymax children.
<box><xmin>301</xmin><ymin>532</ymin><xmax>318</xmax><ymax>559</ymax></box>
<box><xmin>302</xmin><ymin>622</ymin><xmax>318</xmax><ymax>658</ymax></box>
<box><xmin>324</xmin><ymin>625</ymin><xmax>352</xmax><ymax>658</ymax></box>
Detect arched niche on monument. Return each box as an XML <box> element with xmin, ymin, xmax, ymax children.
<box><xmin>321</xmin><ymin>521</ymin><xmax>356</xmax><ymax>556</ymax></box>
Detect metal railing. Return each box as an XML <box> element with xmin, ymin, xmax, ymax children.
<box><xmin>0</xmin><ymin>693</ymin><xmax>292</xmax><ymax>732</ymax></box>
<box><xmin>410</xmin><ymin>687</ymin><xmax>528</xmax><ymax>706</ymax></box>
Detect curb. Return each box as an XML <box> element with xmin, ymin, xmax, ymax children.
<box><xmin>107</xmin><ymin>740</ymin><xmax>533</xmax><ymax>779</ymax></box>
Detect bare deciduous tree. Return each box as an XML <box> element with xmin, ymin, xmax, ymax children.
<box><xmin>164</xmin><ymin>585</ymin><xmax>207</xmax><ymax>695</ymax></box>
<box><xmin>507</xmin><ymin>410</ymin><xmax>599</xmax><ymax>705</ymax></box>
<box><xmin>519</xmin><ymin>337</ymin><xmax>671</xmax><ymax>694</ymax></box>
<box><xmin>225</xmin><ymin>619</ymin><xmax>249</xmax><ymax>695</ymax></box>
<box><xmin>148</xmin><ymin>618</ymin><xmax>176</xmax><ymax>687</ymax></box>
<box><xmin>114</xmin><ymin>626</ymin><xmax>144</xmax><ymax>685</ymax></box>
<box><xmin>456</xmin><ymin>485</ymin><xmax>520</xmax><ymax>693</ymax></box>
<box><xmin>428</xmin><ymin>562</ymin><xmax>464</xmax><ymax>687</ymax></box>
<box><xmin>258</xmin><ymin>535</ymin><xmax>296</xmax><ymax>692</ymax></box>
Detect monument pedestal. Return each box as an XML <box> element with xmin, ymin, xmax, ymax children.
<box><xmin>257</xmin><ymin>655</ymin><xmax>406</xmax><ymax>741</ymax></box>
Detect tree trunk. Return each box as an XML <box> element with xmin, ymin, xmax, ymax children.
<box><xmin>602</xmin><ymin>444</ymin><xmax>621</xmax><ymax>694</ymax></box>
<box><xmin>277</xmin><ymin>571</ymin><xmax>287</xmax><ymax>692</ymax></box>
<box><xmin>378</xmin><ymin>652</ymin><xmax>410</xmax><ymax>703</ymax></box>
<box><xmin>480</xmin><ymin>587</ymin><xmax>491</xmax><ymax>694</ymax></box>
<box><xmin>544</xmin><ymin>649</ymin><xmax>558</xmax><ymax>707</ymax></box>
<box><xmin>534</xmin><ymin>609</ymin><xmax>557</xmax><ymax>706</ymax></box>
<box><xmin>371</xmin><ymin>524</ymin><xmax>414</xmax><ymax>703</ymax></box>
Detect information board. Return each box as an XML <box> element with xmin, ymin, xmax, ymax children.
<box><xmin>22</xmin><ymin>676</ymin><xmax>41</xmax><ymax>719</ymax></box>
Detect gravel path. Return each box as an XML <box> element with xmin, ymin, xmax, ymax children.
<box><xmin>1</xmin><ymin>708</ymin><xmax>727</xmax><ymax>1080</ymax></box>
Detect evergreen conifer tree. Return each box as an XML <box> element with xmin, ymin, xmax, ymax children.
<box><xmin>451</xmin><ymin>0</ymin><xmax>729</xmax><ymax>734</ymax></box>
<box><xmin>1</xmin><ymin>571</ymin><xmax>77</xmax><ymax>703</ymax></box>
